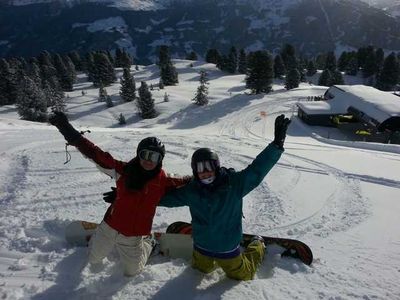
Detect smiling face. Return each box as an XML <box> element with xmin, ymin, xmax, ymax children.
<box><xmin>139</xmin><ymin>158</ymin><xmax>158</xmax><ymax>171</ymax></box>
<box><xmin>197</xmin><ymin>170</ymin><xmax>216</xmax><ymax>180</ymax></box>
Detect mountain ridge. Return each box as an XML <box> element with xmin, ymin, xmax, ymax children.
<box><xmin>1</xmin><ymin>0</ymin><xmax>400</xmax><ymax>61</ymax></box>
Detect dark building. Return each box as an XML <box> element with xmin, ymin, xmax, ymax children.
<box><xmin>297</xmin><ymin>85</ymin><xmax>400</xmax><ymax>143</ymax></box>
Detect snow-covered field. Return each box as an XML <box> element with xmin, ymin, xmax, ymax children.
<box><xmin>0</xmin><ymin>61</ymin><xmax>399</xmax><ymax>299</ymax></box>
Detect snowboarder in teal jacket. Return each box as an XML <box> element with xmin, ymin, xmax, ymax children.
<box><xmin>159</xmin><ymin>114</ymin><xmax>291</xmax><ymax>280</ymax></box>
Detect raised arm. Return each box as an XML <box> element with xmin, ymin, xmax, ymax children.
<box><xmin>236</xmin><ymin>114</ymin><xmax>290</xmax><ymax>197</ymax></box>
<box><xmin>49</xmin><ymin>112</ymin><xmax>123</xmax><ymax>177</ymax></box>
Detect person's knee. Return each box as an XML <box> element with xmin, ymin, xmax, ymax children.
<box><xmin>123</xmin><ymin>263</ymin><xmax>144</xmax><ymax>277</ymax></box>
<box><xmin>226</xmin><ymin>270</ymin><xmax>255</xmax><ymax>281</ymax></box>
<box><xmin>192</xmin><ymin>251</ymin><xmax>216</xmax><ymax>274</ymax></box>
<box><xmin>192</xmin><ymin>262</ymin><xmax>216</xmax><ymax>274</ymax></box>
<box><xmin>219</xmin><ymin>255</ymin><xmax>258</xmax><ymax>281</ymax></box>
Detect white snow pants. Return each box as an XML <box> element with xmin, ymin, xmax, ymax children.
<box><xmin>88</xmin><ymin>221</ymin><xmax>153</xmax><ymax>276</ymax></box>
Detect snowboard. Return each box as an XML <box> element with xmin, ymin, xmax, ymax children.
<box><xmin>65</xmin><ymin>220</ymin><xmax>193</xmax><ymax>260</ymax></box>
<box><xmin>166</xmin><ymin>221</ymin><xmax>313</xmax><ymax>265</ymax></box>
<box><xmin>65</xmin><ymin>221</ymin><xmax>313</xmax><ymax>265</ymax></box>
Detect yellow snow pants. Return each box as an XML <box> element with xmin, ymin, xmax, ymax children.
<box><xmin>191</xmin><ymin>241</ymin><xmax>265</xmax><ymax>281</ymax></box>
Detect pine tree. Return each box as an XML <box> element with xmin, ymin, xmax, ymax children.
<box><xmin>16</xmin><ymin>76</ymin><xmax>48</xmax><ymax>122</ymax></box>
<box><xmin>159</xmin><ymin>45</ymin><xmax>178</xmax><ymax>86</ymax></box>
<box><xmin>106</xmin><ymin>95</ymin><xmax>114</xmax><ymax>108</ymax></box>
<box><xmin>186</xmin><ymin>51</ymin><xmax>198</xmax><ymax>60</ymax></box>
<box><xmin>28</xmin><ymin>62</ymin><xmax>43</xmax><ymax>87</ymax></box>
<box><xmin>306</xmin><ymin>60</ymin><xmax>317</xmax><ymax>76</ymax></box>
<box><xmin>376</xmin><ymin>48</ymin><xmax>385</xmax><ymax>73</ymax></box>
<box><xmin>280</xmin><ymin>44</ymin><xmax>296</xmax><ymax>70</ymax></box>
<box><xmin>318</xmin><ymin>69</ymin><xmax>333</xmax><ymax>86</ymax></box>
<box><xmin>43</xmin><ymin>78</ymin><xmax>65</xmax><ymax>112</ymax></box>
<box><xmin>0</xmin><ymin>59</ymin><xmax>17</xmax><ymax>105</ymax></box>
<box><xmin>114</xmin><ymin>48</ymin><xmax>123</xmax><ymax>68</ymax></box>
<box><xmin>159</xmin><ymin>78</ymin><xmax>164</xmax><ymax>89</ymax></box>
<box><xmin>63</xmin><ymin>55</ymin><xmax>77</xmax><ymax>83</ymax></box>
<box><xmin>192</xmin><ymin>70</ymin><xmax>209</xmax><ymax>106</ymax></box>
<box><xmin>106</xmin><ymin>50</ymin><xmax>115</xmax><ymax>67</ymax></box>
<box><xmin>246</xmin><ymin>51</ymin><xmax>274</xmax><ymax>94</ymax></box>
<box><xmin>99</xmin><ymin>85</ymin><xmax>108</xmax><ymax>102</ymax></box>
<box><xmin>118</xmin><ymin>113</ymin><xmax>126</xmax><ymax>125</ymax></box>
<box><xmin>137</xmin><ymin>81</ymin><xmax>157</xmax><ymax>119</ymax></box>
<box><xmin>38</xmin><ymin>51</ymin><xmax>58</xmax><ymax>90</ymax></box>
<box><xmin>362</xmin><ymin>46</ymin><xmax>378</xmax><ymax>78</ymax></box>
<box><xmin>160</xmin><ymin>62</ymin><xmax>179</xmax><ymax>86</ymax></box>
<box><xmin>315</xmin><ymin>53</ymin><xmax>327</xmax><ymax>70</ymax></box>
<box><xmin>346</xmin><ymin>54</ymin><xmax>359</xmax><ymax>76</ymax></box>
<box><xmin>163</xmin><ymin>92</ymin><xmax>169</xmax><ymax>102</ymax></box>
<box><xmin>325</xmin><ymin>51</ymin><xmax>337</xmax><ymax>72</ymax></box>
<box><xmin>285</xmin><ymin>68</ymin><xmax>300</xmax><ymax>90</ymax></box>
<box><xmin>54</xmin><ymin>54</ymin><xmax>73</xmax><ymax>91</ymax></box>
<box><xmin>68</xmin><ymin>51</ymin><xmax>83</xmax><ymax>71</ymax></box>
<box><xmin>159</xmin><ymin>45</ymin><xmax>171</xmax><ymax>66</ymax></box>
<box><xmin>38</xmin><ymin>51</ymin><xmax>54</xmax><ymax>68</ymax></box>
<box><xmin>238</xmin><ymin>49</ymin><xmax>247</xmax><ymax>74</ymax></box>
<box><xmin>120</xmin><ymin>68</ymin><xmax>136</xmax><ymax>102</ymax></box>
<box><xmin>92</xmin><ymin>52</ymin><xmax>116</xmax><ymax>87</ymax></box>
<box><xmin>274</xmin><ymin>54</ymin><xmax>286</xmax><ymax>78</ymax></box>
<box><xmin>331</xmin><ymin>70</ymin><xmax>344</xmax><ymax>85</ymax></box>
<box><xmin>216</xmin><ymin>54</ymin><xmax>229</xmax><ymax>71</ymax></box>
<box><xmin>120</xmin><ymin>50</ymin><xmax>132</xmax><ymax>69</ymax></box>
<box><xmin>85</xmin><ymin>52</ymin><xmax>96</xmax><ymax>82</ymax></box>
<box><xmin>205</xmin><ymin>48</ymin><xmax>221</xmax><ymax>64</ymax></box>
<box><xmin>376</xmin><ymin>52</ymin><xmax>400</xmax><ymax>91</ymax></box>
<box><xmin>337</xmin><ymin>51</ymin><xmax>349</xmax><ymax>72</ymax></box>
<box><xmin>226</xmin><ymin>46</ymin><xmax>237</xmax><ymax>74</ymax></box>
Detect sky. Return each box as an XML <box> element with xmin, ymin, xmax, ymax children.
<box><xmin>0</xmin><ymin>60</ymin><xmax>399</xmax><ymax>299</ymax></box>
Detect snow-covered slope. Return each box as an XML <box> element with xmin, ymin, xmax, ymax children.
<box><xmin>0</xmin><ymin>61</ymin><xmax>400</xmax><ymax>299</ymax></box>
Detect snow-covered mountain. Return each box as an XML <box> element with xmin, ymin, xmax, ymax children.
<box><xmin>2</xmin><ymin>0</ymin><xmax>400</xmax><ymax>61</ymax></box>
<box><xmin>358</xmin><ymin>0</ymin><xmax>400</xmax><ymax>17</ymax></box>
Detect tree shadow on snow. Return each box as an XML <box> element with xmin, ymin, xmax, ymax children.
<box><xmin>158</xmin><ymin>93</ymin><xmax>264</xmax><ymax>129</ymax></box>
<box><xmin>152</xmin><ymin>267</ymin><xmax>239</xmax><ymax>300</ymax></box>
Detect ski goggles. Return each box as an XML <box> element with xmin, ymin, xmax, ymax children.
<box><xmin>139</xmin><ymin>149</ymin><xmax>162</xmax><ymax>163</ymax></box>
<box><xmin>195</xmin><ymin>160</ymin><xmax>216</xmax><ymax>173</ymax></box>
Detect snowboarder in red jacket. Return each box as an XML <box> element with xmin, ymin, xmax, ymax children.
<box><xmin>49</xmin><ymin>111</ymin><xmax>189</xmax><ymax>276</ymax></box>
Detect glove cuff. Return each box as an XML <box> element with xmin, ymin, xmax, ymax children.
<box><xmin>57</xmin><ymin>123</ymin><xmax>81</xmax><ymax>144</ymax></box>
<box><xmin>272</xmin><ymin>139</ymin><xmax>284</xmax><ymax>150</ymax></box>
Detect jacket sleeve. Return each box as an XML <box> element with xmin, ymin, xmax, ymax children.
<box><xmin>73</xmin><ymin>136</ymin><xmax>124</xmax><ymax>179</ymax></box>
<box><xmin>236</xmin><ymin>142</ymin><xmax>283</xmax><ymax>197</ymax></box>
<box><xmin>164</xmin><ymin>175</ymin><xmax>192</xmax><ymax>193</ymax></box>
<box><xmin>158</xmin><ymin>184</ymin><xmax>190</xmax><ymax>208</ymax></box>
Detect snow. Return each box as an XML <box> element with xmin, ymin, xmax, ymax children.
<box><xmin>1</xmin><ymin>60</ymin><xmax>400</xmax><ymax>299</ymax></box>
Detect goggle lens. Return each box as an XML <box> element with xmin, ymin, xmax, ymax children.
<box><xmin>139</xmin><ymin>150</ymin><xmax>162</xmax><ymax>163</ymax></box>
<box><xmin>196</xmin><ymin>161</ymin><xmax>215</xmax><ymax>173</ymax></box>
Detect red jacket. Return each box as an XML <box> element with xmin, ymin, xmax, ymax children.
<box><xmin>73</xmin><ymin>136</ymin><xmax>188</xmax><ymax>236</ymax></box>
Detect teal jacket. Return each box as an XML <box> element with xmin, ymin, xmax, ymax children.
<box><xmin>159</xmin><ymin>143</ymin><xmax>283</xmax><ymax>253</ymax></box>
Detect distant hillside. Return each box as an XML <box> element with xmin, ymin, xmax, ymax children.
<box><xmin>1</xmin><ymin>0</ymin><xmax>400</xmax><ymax>62</ymax></box>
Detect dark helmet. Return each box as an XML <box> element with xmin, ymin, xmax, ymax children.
<box><xmin>191</xmin><ymin>148</ymin><xmax>220</xmax><ymax>176</ymax></box>
<box><xmin>137</xmin><ymin>137</ymin><xmax>165</xmax><ymax>159</ymax></box>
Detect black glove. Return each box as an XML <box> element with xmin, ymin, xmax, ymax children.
<box><xmin>49</xmin><ymin>111</ymin><xmax>81</xmax><ymax>144</ymax></box>
<box><xmin>103</xmin><ymin>187</ymin><xmax>116</xmax><ymax>204</ymax></box>
<box><xmin>273</xmin><ymin>114</ymin><xmax>291</xmax><ymax>149</ymax></box>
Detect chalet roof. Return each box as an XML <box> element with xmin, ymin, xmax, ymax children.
<box><xmin>297</xmin><ymin>85</ymin><xmax>400</xmax><ymax>124</ymax></box>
